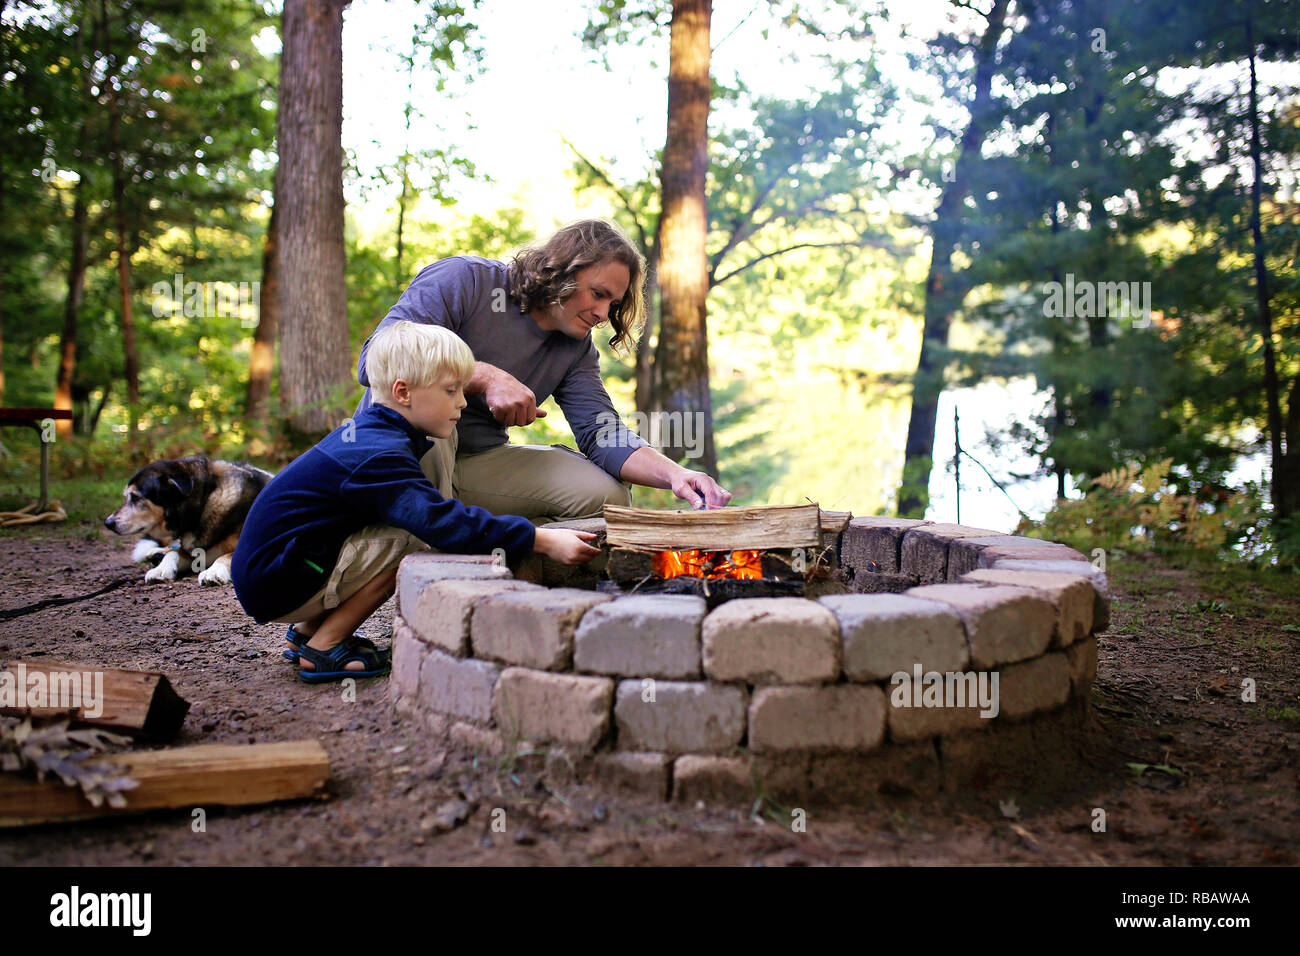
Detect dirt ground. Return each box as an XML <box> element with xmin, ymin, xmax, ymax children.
<box><xmin>1</xmin><ymin>521</ymin><xmax>1297</xmax><ymax>866</ymax></box>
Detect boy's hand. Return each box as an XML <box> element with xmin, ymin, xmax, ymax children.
<box><xmin>534</xmin><ymin>528</ymin><xmax>602</xmax><ymax>565</ymax></box>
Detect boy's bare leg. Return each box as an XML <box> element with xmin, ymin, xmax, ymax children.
<box><xmin>298</xmin><ymin>567</ymin><xmax>398</xmax><ymax>673</ymax></box>
<box><xmin>288</xmin><ymin>608</ymin><xmax>329</xmax><ymax>654</ymax></box>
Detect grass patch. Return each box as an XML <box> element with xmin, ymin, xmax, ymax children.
<box><xmin>1264</xmin><ymin>706</ymin><xmax>1300</xmax><ymax>725</ymax></box>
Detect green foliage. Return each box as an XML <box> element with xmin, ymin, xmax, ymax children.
<box><xmin>1018</xmin><ymin>458</ymin><xmax>1272</xmax><ymax>561</ymax></box>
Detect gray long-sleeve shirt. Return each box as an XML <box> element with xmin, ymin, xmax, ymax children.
<box><xmin>356</xmin><ymin>255</ymin><xmax>647</xmax><ymax>478</ymax></box>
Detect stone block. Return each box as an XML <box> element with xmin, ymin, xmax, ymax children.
<box><xmin>417</xmin><ymin>648</ymin><xmax>500</xmax><ymax>723</ymax></box>
<box><xmin>959</xmin><ymin>569</ymin><xmax>1094</xmax><ymax>646</ymax></box>
<box><xmin>397</xmin><ymin>552</ymin><xmax>510</xmax><ymax>625</ymax></box>
<box><xmin>492</xmin><ymin>667</ymin><xmax>614</xmax><ymax>751</ymax></box>
<box><xmin>948</xmin><ymin>534</ymin><xmax>1082</xmax><ymax>580</ymax></box>
<box><xmin>1066</xmin><ymin>636</ymin><xmax>1098</xmax><ymax>693</ymax></box>
<box><xmin>885</xmin><ymin>668</ymin><xmax>994</xmax><ymax>740</ymax></box>
<box><xmin>849</xmin><ymin>571</ymin><xmax>918</xmax><ymax>595</ymax></box>
<box><xmin>905</xmin><ymin>583</ymin><xmax>1055</xmax><ymax>669</ymax></box>
<box><xmin>614</xmin><ymin>680</ymin><xmax>747</xmax><ymax>754</ymax></box>
<box><xmin>588</xmin><ymin>752</ymin><xmax>672</xmax><ymax>799</ymax></box>
<box><xmin>819</xmin><ymin>593</ymin><xmax>969</xmax><ymax>681</ymax></box>
<box><xmin>749</xmin><ymin>685</ymin><xmax>887</xmax><ymax>753</ymax></box>
<box><xmin>840</xmin><ymin>516</ymin><xmax>930</xmax><ymax>575</ymax></box>
<box><xmin>448</xmin><ymin>720</ymin><xmax>504</xmax><ymax>755</ymax></box>
<box><xmin>975</xmin><ymin>542</ymin><xmax>1090</xmax><ymax>569</ymax></box>
<box><xmin>701</xmin><ymin>597</ymin><xmax>840</xmax><ymax>684</ymax></box>
<box><xmin>900</xmin><ymin>524</ymin><xmax>1005</xmax><ymax>583</ymax></box>
<box><xmin>472</xmin><ymin>588</ymin><xmax>613</xmax><ymax>670</ymax></box>
<box><xmin>807</xmin><ymin>742</ymin><xmax>943</xmax><ymax>802</ymax></box>
<box><xmin>391</xmin><ymin>614</ymin><xmax>425</xmax><ymax>704</ymax></box>
<box><xmin>671</xmin><ymin>755</ymin><xmax>753</xmax><ymax>803</ymax></box>
<box><xmin>574</xmin><ymin>595</ymin><xmax>705</xmax><ymax>679</ymax></box>
<box><xmin>999</xmin><ymin>652</ymin><xmax>1071</xmax><ymax>719</ymax></box>
<box><xmin>407</xmin><ymin>578</ymin><xmax>544</xmax><ymax>655</ymax></box>
<box><xmin>990</xmin><ymin>558</ymin><xmax>1112</xmax><ymax>632</ymax></box>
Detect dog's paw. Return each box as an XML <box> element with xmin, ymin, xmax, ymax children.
<box><xmin>131</xmin><ymin>539</ymin><xmax>166</xmax><ymax>563</ymax></box>
<box><xmin>197</xmin><ymin>562</ymin><xmax>231</xmax><ymax>586</ymax></box>
<box><xmin>144</xmin><ymin>551</ymin><xmax>180</xmax><ymax>583</ymax></box>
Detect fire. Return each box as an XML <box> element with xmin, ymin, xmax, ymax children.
<box><xmin>653</xmin><ymin>548</ymin><xmax>763</xmax><ymax>580</ymax></box>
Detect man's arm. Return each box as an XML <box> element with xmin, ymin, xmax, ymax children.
<box><xmin>552</xmin><ymin>343</ymin><xmax>733</xmax><ymax>508</ymax></box>
<box><xmin>619</xmin><ymin>445</ymin><xmax>732</xmax><ymax>509</ymax></box>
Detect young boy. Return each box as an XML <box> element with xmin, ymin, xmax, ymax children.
<box><xmin>231</xmin><ymin>321</ymin><xmax>602</xmax><ymax>683</ymax></box>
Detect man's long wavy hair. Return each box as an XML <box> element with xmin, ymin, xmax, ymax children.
<box><xmin>506</xmin><ymin>220</ymin><xmax>646</xmax><ymax>354</ymax></box>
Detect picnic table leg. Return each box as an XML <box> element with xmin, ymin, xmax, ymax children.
<box><xmin>31</xmin><ymin>421</ymin><xmax>49</xmax><ymax>512</ymax></box>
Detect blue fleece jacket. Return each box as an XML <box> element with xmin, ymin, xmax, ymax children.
<box><xmin>231</xmin><ymin>403</ymin><xmax>536</xmax><ymax>624</ymax></box>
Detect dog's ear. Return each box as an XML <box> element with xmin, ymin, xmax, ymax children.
<box><xmin>167</xmin><ymin>472</ymin><xmax>194</xmax><ymax>498</ymax></box>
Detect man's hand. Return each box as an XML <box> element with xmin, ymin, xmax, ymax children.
<box><xmin>480</xmin><ymin>364</ymin><xmax>548</xmax><ymax>427</ymax></box>
<box><xmin>670</xmin><ymin>469</ymin><xmax>733</xmax><ymax>510</ymax></box>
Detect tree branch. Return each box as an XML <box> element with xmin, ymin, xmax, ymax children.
<box><xmin>712</xmin><ymin>239</ymin><xmax>883</xmax><ymax>286</ymax></box>
<box><xmin>560</xmin><ymin>136</ymin><xmax>651</xmax><ymax>253</ymax></box>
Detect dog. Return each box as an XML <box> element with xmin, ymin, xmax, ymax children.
<box><xmin>104</xmin><ymin>456</ymin><xmax>274</xmax><ymax>586</ymax></box>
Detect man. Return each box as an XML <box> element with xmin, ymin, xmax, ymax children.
<box><xmin>356</xmin><ymin>219</ymin><xmax>731</xmax><ymax>521</ymax></box>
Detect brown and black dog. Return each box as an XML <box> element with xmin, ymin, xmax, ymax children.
<box><xmin>104</xmin><ymin>456</ymin><xmax>274</xmax><ymax>585</ymax></box>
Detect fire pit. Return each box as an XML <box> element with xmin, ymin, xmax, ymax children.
<box><xmin>390</xmin><ymin>508</ymin><xmax>1108</xmax><ymax>804</ymax></box>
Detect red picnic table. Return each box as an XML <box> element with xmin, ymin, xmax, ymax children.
<box><xmin>0</xmin><ymin>408</ymin><xmax>75</xmax><ymax>513</ymax></box>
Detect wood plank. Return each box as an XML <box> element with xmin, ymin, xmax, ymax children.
<box><xmin>0</xmin><ymin>660</ymin><xmax>190</xmax><ymax>738</ymax></box>
<box><xmin>602</xmin><ymin>503</ymin><xmax>822</xmax><ymax>551</ymax></box>
<box><xmin>0</xmin><ymin>740</ymin><xmax>331</xmax><ymax>827</ymax></box>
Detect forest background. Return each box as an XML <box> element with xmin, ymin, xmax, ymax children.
<box><xmin>1</xmin><ymin>0</ymin><xmax>1297</xmax><ymax>568</ymax></box>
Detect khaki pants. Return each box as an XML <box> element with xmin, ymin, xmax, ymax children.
<box><xmin>420</xmin><ymin>427</ymin><xmax>633</xmax><ymax>526</ymax></box>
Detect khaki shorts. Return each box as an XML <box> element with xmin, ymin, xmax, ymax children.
<box><xmin>271</xmin><ymin>524</ymin><xmax>432</xmax><ymax>624</ymax></box>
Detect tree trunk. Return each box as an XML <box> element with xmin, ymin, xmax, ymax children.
<box><xmin>1246</xmin><ymin>16</ymin><xmax>1289</xmax><ymax>526</ymax></box>
<box><xmin>634</xmin><ymin>236</ymin><xmax>659</xmax><ymax>415</ymax></box>
<box><xmin>98</xmin><ymin>0</ymin><xmax>139</xmax><ymax>441</ymax></box>
<box><xmin>56</xmin><ymin>148</ymin><xmax>90</xmax><ymax>440</ymax></box>
<box><xmin>0</xmin><ymin>171</ymin><xmax>6</xmax><ymax>403</ymax></box>
<box><xmin>394</xmin><ymin>36</ymin><xmax>416</xmax><ymax>293</ymax></box>
<box><xmin>651</xmin><ymin>0</ymin><xmax>715</xmax><ymax>476</ymax></box>
<box><xmin>245</xmin><ymin>191</ymin><xmax>280</xmax><ymax>421</ymax></box>
<box><xmin>277</xmin><ymin>0</ymin><xmax>352</xmax><ymax>437</ymax></box>
<box><xmin>897</xmin><ymin>0</ymin><xmax>1009</xmax><ymax>518</ymax></box>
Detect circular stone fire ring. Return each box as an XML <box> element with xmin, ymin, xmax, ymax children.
<box><xmin>390</xmin><ymin>515</ymin><xmax>1109</xmax><ymax>804</ymax></box>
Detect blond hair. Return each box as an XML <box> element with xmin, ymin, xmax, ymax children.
<box><xmin>366</xmin><ymin>321</ymin><xmax>475</xmax><ymax>403</ymax></box>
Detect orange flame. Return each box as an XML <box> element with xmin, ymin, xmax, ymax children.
<box><xmin>653</xmin><ymin>549</ymin><xmax>763</xmax><ymax>580</ymax></box>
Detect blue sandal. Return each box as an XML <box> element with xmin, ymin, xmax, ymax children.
<box><xmin>297</xmin><ymin>634</ymin><xmax>391</xmax><ymax>684</ymax></box>
<box><xmin>283</xmin><ymin>625</ymin><xmax>369</xmax><ymax>662</ymax></box>
<box><xmin>283</xmin><ymin>625</ymin><xmax>311</xmax><ymax>662</ymax></box>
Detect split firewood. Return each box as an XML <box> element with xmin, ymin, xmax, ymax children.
<box><xmin>0</xmin><ymin>739</ymin><xmax>331</xmax><ymax>827</ymax></box>
<box><xmin>0</xmin><ymin>660</ymin><xmax>190</xmax><ymax>738</ymax></box>
<box><xmin>602</xmin><ymin>503</ymin><xmax>821</xmax><ymax>552</ymax></box>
